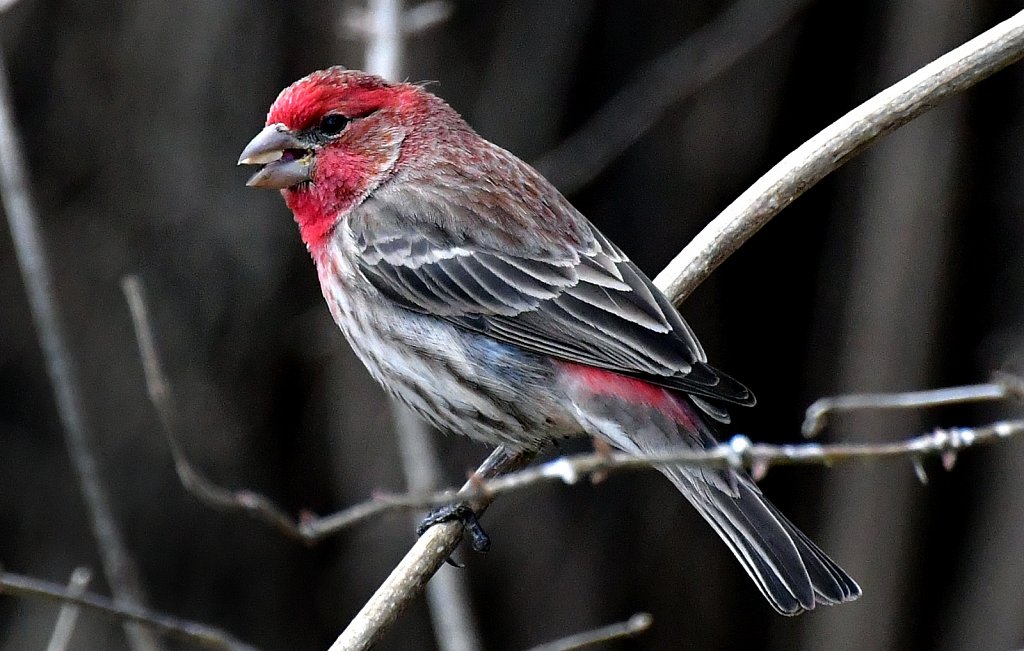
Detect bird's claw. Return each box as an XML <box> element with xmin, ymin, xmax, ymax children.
<box><xmin>417</xmin><ymin>502</ymin><xmax>491</xmax><ymax>558</ymax></box>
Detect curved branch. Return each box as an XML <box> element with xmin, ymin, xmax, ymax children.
<box><xmin>653</xmin><ymin>9</ymin><xmax>1024</xmax><ymax>303</ymax></box>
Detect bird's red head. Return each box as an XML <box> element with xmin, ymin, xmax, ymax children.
<box><xmin>239</xmin><ymin>67</ymin><xmax>446</xmax><ymax>249</ymax></box>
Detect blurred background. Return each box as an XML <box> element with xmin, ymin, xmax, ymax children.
<box><xmin>2</xmin><ymin>1</ymin><xmax>1023</xmax><ymax>649</ymax></box>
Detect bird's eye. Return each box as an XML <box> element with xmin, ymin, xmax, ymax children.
<box><xmin>319</xmin><ymin>114</ymin><xmax>349</xmax><ymax>136</ymax></box>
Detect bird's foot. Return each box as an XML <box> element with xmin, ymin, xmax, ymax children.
<box><xmin>417</xmin><ymin>502</ymin><xmax>490</xmax><ymax>556</ymax></box>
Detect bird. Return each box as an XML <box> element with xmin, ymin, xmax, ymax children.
<box><xmin>238</xmin><ymin>66</ymin><xmax>860</xmax><ymax>615</ymax></box>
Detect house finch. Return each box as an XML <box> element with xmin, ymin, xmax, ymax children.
<box><xmin>239</xmin><ymin>67</ymin><xmax>860</xmax><ymax>615</ymax></box>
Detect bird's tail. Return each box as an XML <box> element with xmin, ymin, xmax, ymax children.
<box><xmin>636</xmin><ymin>398</ymin><xmax>861</xmax><ymax>615</ymax></box>
<box><xmin>563</xmin><ymin>364</ymin><xmax>860</xmax><ymax>614</ymax></box>
<box><xmin>658</xmin><ymin>457</ymin><xmax>861</xmax><ymax>615</ymax></box>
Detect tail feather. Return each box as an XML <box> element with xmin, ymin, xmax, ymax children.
<box><xmin>564</xmin><ymin>366</ymin><xmax>860</xmax><ymax>614</ymax></box>
<box><xmin>771</xmin><ymin>501</ymin><xmax>861</xmax><ymax>606</ymax></box>
<box><xmin>636</xmin><ymin>401</ymin><xmax>860</xmax><ymax>614</ymax></box>
<box><xmin>664</xmin><ymin>466</ymin><xmax>860</xmax><ymax>614</ymax></box>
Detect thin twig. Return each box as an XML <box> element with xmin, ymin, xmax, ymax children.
<box><xmin>123</xmin><ymin>389</ymin><xmax>1023</xmax><ymax>543</ymax></box>
<box><xmin>120</xmin><ymin>275</ymin><xmax>304</xmax><ymax>539</ymax></box>
<box><xmin>122</xmin><ymin>273</ymin><xmax>452</xmax><ymax>543</ymax></box>
<box><xmin>316</xmin><ymin>417</ymin><xmax>1024</xmax><ymax>518</ymax></box>
<box><xmin>803</xmin><ymin>379</ymin><xmax>1015</xmax><ymax>437</ymax></box>
<box><xmin>653</xmin><ymin>9</ymin><xmax>1024</xmax><ymax>304</ymax></box>
<box><xmin>532</xmin><ymin>0</ymin><xmax>813</xmax><ymax>194</ymax></box>
<box><xmin>46</xmin><ymin>567</ymin><xmax>93</xmax><ymax>651</ymax></box>
<box><xmin>0</xmin><ymin>567</ymin><xmax>259</xmax><ymax>651</ymax></box>
<box><xmin>525</xmin><ymin>613</ymin><xmax>653</xmax><ymax>651</ymax></box>
<box><xmin>0</xmin><ymin>43</ymin><xmax>161</xmax><ymax>651</ymax></box>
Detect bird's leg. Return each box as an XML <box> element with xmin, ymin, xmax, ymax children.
<box><xmin>416</xmin><ymin>445</ymin><xmax>538</xmax><ymax>559</ymax></box>
<box><xmin>417</xmin><ymin>502</ymin><xmax>491</xmax><ymax>553</ymax></box>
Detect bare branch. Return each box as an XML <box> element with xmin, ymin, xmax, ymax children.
<box><xmin>138</xmin><ymin>380</ymin><xmax>1022</xmax><ymax>545</ymax></box>
<box><xmin>331</xmin><ymin>448</ymin><xmax>535</xmax><ymax>651</ymax></box>
<box><xmin>299</xmin><ymin>494</ymin><xmax>405</xmax><ymax>540</ymax></box>
<box><xmin>121</xmin><ymin>273</ymin><xmax>457</xmax><ymax>544</ymax></box>
<box><xmin>0</xmin><ymin>568</ymin><xmax>259</xmax><ymax>651</ymax></box>
<box><xmin>321</xmin><ymin>416</ymin><xmax>1024</xmax><ymax>518</ymax></box>
<box><xmin>46</xmin><ymin>567</ymin><xmax>92</xmax><ymax>651</ymax></box>
<box><xmin>653</xmin><ymin>9</ymin><xmax>1024</xmax><ymax>303</ymax></box>
<box><xmin>120</xmin><ymin>275</ymin><xmax>305</xmax><ymax>539</ymax></box>
<box><xmin>802</xmin><ymin>377</ymin><xmax>1018</xmax><ymax>437</ymax></box>
<box><xmin>328</xmin><ymin>523</ymin><xmax>462</xmax><ymax>651</ymax></box>
<box><xmin>525</xmin><ymin>613</ymin><xmax>653</xmax><ymax>651</ymax></box>
<box><xmin>0</xmin><ymin>43</ymin><xmax>162</xmax><ymax>651</ymax></box>
<box><xmin>532</xmin><ymin>0</ymin><xmax>813</xmax><ymax>194</ymax></box>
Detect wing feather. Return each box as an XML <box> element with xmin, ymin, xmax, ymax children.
<box><xmin>475</xmin><ymin>254</ymin><xmax>562</xmax><ymax>300</ymax></box>
<box><xmin>348</xmin><ymin>191</ymin><xmax>754</xmax><ymax>407</ymax></box>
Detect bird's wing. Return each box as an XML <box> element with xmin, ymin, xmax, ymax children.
<box><xmin>347</xmin><ymin>189</ymin><xmax>754</xmax><ymax>409</ymax></box>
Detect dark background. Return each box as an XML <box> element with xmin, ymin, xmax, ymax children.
<box><xmin>2</xmin><ymin>1</ymin><xmax>1023</xmax><ymax>649</ymax></box>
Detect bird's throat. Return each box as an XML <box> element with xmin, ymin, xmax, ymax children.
<box><xmin>284</xmin><ymin>188</ymin><xmax>343</xmax><ymax>251</ymax></box>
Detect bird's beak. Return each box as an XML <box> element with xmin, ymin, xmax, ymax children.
<box><xmin>238</xmin><ymin>123</ymin><xmax>313</xmax><ymax>189</ymax></box>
